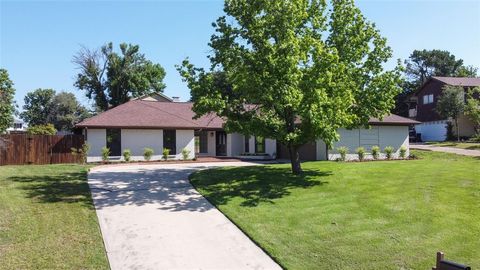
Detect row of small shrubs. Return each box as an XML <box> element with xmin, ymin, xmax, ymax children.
<box><xmin>336</xmin><ymin>145</ymin><xmax>407</xmax><ymax>162</ymax></box>
<box><xmin>100</xmin><ymin>147</ymin><xmax>192</xmax><ymax>162</ymax></box>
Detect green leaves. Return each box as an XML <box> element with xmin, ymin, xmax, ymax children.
<box><xmin>0</xmin><ymin>69</ymin><xmax>16</xmax><ymax>134</ymax></box>
<box><xmin>20</xmin><ymin>89</ymin><xmax>89</xmax><ymax>132</ymax></box>
<box><xmin>179</xmin><ymin>0</ymin><xmax>401</xmax><ymax>172</ymax></box>
<box><xmin>436</xmin><ymin>85</ymin><xmax>465</xmax><ymax>120</ymax></box>
<box><xmin>73</xmin><ymin>42</ymin><xmax>166</xmax><ymax>111</ymax></box>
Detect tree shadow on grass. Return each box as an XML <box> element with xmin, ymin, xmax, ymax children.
<box><xmin>465</xmin><ymin>145</ymin><xmax>480</xmax><ymax>150</ymax></box>
<box><xmin>190</xmin><ymin>166</ymin><xmax>331</xmax><ymax>207</ymax></box>
<box><xmin>7</xmin><ymin>170</ymin><xmax>95</xmax><ymax>208</ymax></box>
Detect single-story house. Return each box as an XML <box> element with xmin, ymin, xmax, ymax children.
<box><xmin>411</xmin><ymin>76</ymin><xmax>480</xmax><ymax>141</ymax></box>
<box><xmin>76</xmin><ymin>94</ymin><xmax>420</xmax><ymax>162</ymax></box>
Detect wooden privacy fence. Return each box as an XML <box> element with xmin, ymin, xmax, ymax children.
<box><xmin>0</xmin><ymin>134</ymin><xmax>85</xmax><ymax>165</ymax></box>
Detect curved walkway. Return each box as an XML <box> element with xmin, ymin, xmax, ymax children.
<box><xmin>88</xmin><ymin>162</ymin><xmax>281</xmax><ymax>270</ymax></box>
<box><xmin>411</xmin><ymin>143</ymin><xmax>480</xmax><ymax>157</ymax></box>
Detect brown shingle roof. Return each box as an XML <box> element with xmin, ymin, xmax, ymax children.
<box><xmin>76</xmin><ymin>100</ymin><xmax>224</xmax><ymax>129</ymax></box>
<box><xmin>76</xmin><ymin>99</ymin><xmax>419</xmax><ymax>129</ymax></box>
<box><xmin>432</xmin><ymin>76</ymin><xmax>480</xmax><ymax>87</ymax></box>
<box><xmin>368</xmin><ymin>114</ymin><xmax>420</xmax><ymax>125</ymax></box>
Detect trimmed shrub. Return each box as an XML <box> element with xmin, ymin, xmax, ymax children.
<box><xmin>337</xmin><ymin>146</ymin><xmax>349</xmax><ymax>161</ymax></box>
<box><xmin>143</xmin><ymin>148</ymin><xmax>154</xmax><ymax>161</ymax></box>
<box><xmin>162</xmin><ymin>148</ymin><xmax>170</xmax><ymax>160</ymax></box>
<box><xmin>399</xmin><ymin>146</ymin><xmax>407</xmax><ymax>159</ymax></box>
<box><xmin>356</xmin><ymin>147</ymin><xmax>366</xmax><ymax>161</ymax></box>
<box><xmin>384</xmin><ymin>146</ymin><xmax>394</xmax><ymax>160</ymax></box>
<box><xmin>101</xmin><ymin>146</ymin><xmax>110</xmax><ymax>162</ymax></box>
<box><xmin>371</xmin><ymin>145</ymin><xmax>380</xmax><ymax>160</ymax></box>
<box><xmin>123</xmin><ymin>149</ymin><xmax>132</xmax><ymax>162</ymax></box>
<box><xmin>71</xmin><ymin>143</ymin><xmax>90</xmax><ymax>164</ymax></box>
<box><xmin>181</xmin><ymin>148</ymin><xmax>191</xmax><ymax>160</ymax></box>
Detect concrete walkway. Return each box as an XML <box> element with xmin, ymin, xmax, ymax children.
<box><xmin>411</xmin><ymin>144</ymin><xmax>480</xmax><ymax>157</ymax></box>
<box><xmin>88</xmin><ymin>162</ymin><xmax>282</xmax><ymax>270</ymax></box>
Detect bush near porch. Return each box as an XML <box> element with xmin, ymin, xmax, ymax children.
<box><xmin>190</xmin><ymin>150</ymin><xmax>480</xmax><ymax>269</ymax></box>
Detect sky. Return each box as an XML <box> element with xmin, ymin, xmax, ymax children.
<box><xmin>1</xmin><ymin>0</ymin><xmax>479</xmax><ymax>111</ymax></box>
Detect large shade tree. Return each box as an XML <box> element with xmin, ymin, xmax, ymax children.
<box><xmin>0</xmin><ymin>69</ymin><xmax>16</xmax><ymax>134</ymax></box>
<box><xmin>73</xmin><ymin>43</ymin><xmax>166</xmax><ymax>112</ymax></box>
<box><xmin>179</xmin><ymin>0</ymin><xmax>402</xmax><ymax>174</ymax></box>
<box><xmin>20</xmin><ymin>89</ymin><xmax>90</xmax><ymax>132</ymax></box>
<box><xmin>20</xmin><ymin>88</ymin><xmax>56</xmax><ymax>127</ymax></box>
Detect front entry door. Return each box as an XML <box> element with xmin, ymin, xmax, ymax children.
<box><xmin>216</xmin><ymin>131</ymin><xmax>227</xmax><ymax>156</ymax></box>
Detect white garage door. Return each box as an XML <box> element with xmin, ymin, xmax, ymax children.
<box><xmin>415</xmin><ymin>121</ymin><xmax>447</xmax><ymax>142</ymax></box>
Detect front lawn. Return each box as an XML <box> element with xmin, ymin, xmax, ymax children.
<box><xmin>190</xmin><ymin>151</ymin><xmax>480</xmax><ymax>269</ymax></box>
<box><xmin>426</xmin><ymin>141</ymin><xmax>480</xmax><ymax>150</ymax></box>
<box><xmin>0</xmin><ymin>164</ymin><xmax>109</xmax><ymax>269</ymax></box>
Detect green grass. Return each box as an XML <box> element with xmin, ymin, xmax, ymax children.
<box><xmin>0</xmin><ymin>164</ymin><xmax>109</xmax><ymax>270</ymax></box>
<box><xmin>190</xmin><ymin>151</ymin><xmax>480</xmax><ymax>269</ymax></box>
<box><xmin>426</xmin><ymin>141</ymin><xmax>480</xmax><ymax>150</ymax></box>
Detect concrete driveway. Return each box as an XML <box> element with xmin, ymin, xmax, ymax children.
<box><xmin>88</xmin><ymin>162</ymin><xmax>282</xmax><ymax>270</ymax></box>
<box><xmin>411</xmin><ymin>143</ymin><xmax>480</xmax><ymax>157</ymax></box>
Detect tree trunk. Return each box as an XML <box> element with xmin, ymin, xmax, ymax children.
<box><xmin>288</xmin><ymin>145</ymin><xmax>302</xmax><ymax>175</ymax></box>
<box><xmin>455</xmin><ymin>118</ymin><xmax>460</xmax><ymax>142</ymax></box>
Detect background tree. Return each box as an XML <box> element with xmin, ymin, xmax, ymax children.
<box><xmin>393</xmin><ymin>50</ymin><xmax>477</xmax><ymax>116</ymax></box>
<box><xmin>27</xmin><ymin>124</ymin><xmax>57</xmax><ymax>135</ymax></box>
<box><xmin>73</xmin><ymin>43</ymin><xmax>166</xmax><ymax>111</ymax></box>
<box><xmin>21</xmin><ymin>89</ymin><xmax>89</xmax><ymax>132</ymax></box>
<box><xmin>179</xmin><ymin>0</ymin><xmax>402</xmax><ymax>174</ymax></box>
<box><xmin>456</xmin><ymin>65</ymin><xmax>478</xmax><ymax>78</ymax></box>
<box><xmin>436</xmin><ymin>85</ymin><xmax>465</xmax><ymax>141</ymax></box>
<box><xmin>20</xmin><ymin>88</ymin><xmax>56</xmax><ymax>127</ymax></box>
<box><xmin>0</xmin><ymin>69</ymin><xmax>16</xmax><ymax>134</ymax></box>
<box><xmin>465</xmin><ymin>87</ymin><xmax>480</xmax><ymax>136</ymax></box>
<box><xmin>51</xmin><ymin>92</ymin><xmax>91</xmax><ymax>131</ymax></box>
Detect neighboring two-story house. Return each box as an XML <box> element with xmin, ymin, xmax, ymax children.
<box><xmin>412</xmin><ymin>76</ymin><xmax>480</xmax><ymax>141</ymax></box>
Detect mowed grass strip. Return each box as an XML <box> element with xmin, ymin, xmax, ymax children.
<box><xmin>190</xmin><ymin>150</ymin><xmax>480</xmax><ymax>270</ymax></box>
<box><xmin>0</xmin><ymin>164</ymin><xmax>109</xmax><ymax>270</ymax></box>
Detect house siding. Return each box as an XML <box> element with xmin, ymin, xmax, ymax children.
<box><xmin>175</xmin><ymin>130</ymin><xmax>195</xmax><ymax>159</ymax></box>
<box><xmin>121</xmin><ymin>129</ymin><xmax>163</xmax><ymax>158</ymax></box>
<box><xmin>329</xmin><ymin>126</ymin><xmax>409</xmax><ymax>160</ymax></box>
<box><xmin>416</xmin><ymin>79</ymin><xmax>446</xmax><ymax>122</ymax></box>
<box><xmin>87</xmin><ymin>129</ymin><xmax>106</xmax><ymax>157</ymax></box>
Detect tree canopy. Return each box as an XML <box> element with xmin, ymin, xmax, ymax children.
<box><xmin>73</xmin><ymin>42</ymin><xmax>166</xmax><ymax>111</ymax></box>
<box><xmin>20</xmin><ymin>89</ymin><xmax>89</xmax><ymax>132</ymax></box>
<box><xmin>0</xmin><ymin>69</ymin><xmax>16</xmax><ymax>134</ymax></box>
<box><xmin>21</xmin><ymin>88</ymin><xmax>56</xmax><ymax>127</ymax></box>
<box><xmin>179</xmin><ymin>0</ymin><xmax>402</xmax><ymax>174</ymax></box>
<box><xmin>465</xmin><ymin>87</ymin><xmax>480</xmax><ymax>136</ymax></box>
<box><xmin>436</xmin><ymin>85</ymin><xmax>465</xmax><ymax>141</ymax></box>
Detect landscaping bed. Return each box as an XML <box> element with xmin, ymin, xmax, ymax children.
<box><xmin>190</xmin><ymin>150</ymin><xmax>480</xmax><ymax>269</ymax></box>
<box><xmin>0</xmin><ymin>164</ymin><xmax>109</xmax><ymax>269</ymax></box>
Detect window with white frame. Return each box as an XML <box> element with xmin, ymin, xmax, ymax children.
<box><xmin>423</xmin><ymin>94</ymin><xmax>434</xmax><ymax>104</ymax></box>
